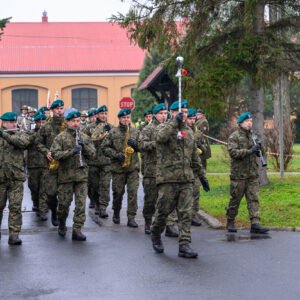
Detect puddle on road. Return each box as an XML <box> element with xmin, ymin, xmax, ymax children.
<box><xmin>223</xmin><ymin>233</ymin><xmax>272</xmax><ymax>242</ymax></box>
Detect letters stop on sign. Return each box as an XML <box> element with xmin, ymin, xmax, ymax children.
<box><xmin>119</xmin><ymin>97</ymin><xmax>135</xmax><ymax>110</ymax></box>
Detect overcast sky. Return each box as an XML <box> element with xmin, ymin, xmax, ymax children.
<box><xmin>0</xmin><ymin>0</ymin><xmax>132</xmax><ymax>22</ymax></box>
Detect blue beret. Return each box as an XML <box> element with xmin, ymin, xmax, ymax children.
<box><xmin>188</xmin><ymin>108</ymin><xmax>197</xmax><ymax>118</ymax></box>
<box><xmin>88</xmin><ymin>109</ymin><xmax>98</xmax><ymax>117</ymax></box>
<box><xmin>65</xmin><ymin>111</ymin><xmax>81</xmax><ymax>121</ymax></box>
<box><xmin>153</xmin><ymin>103</ymin><xmax>167</xmax><ymax>115</ymax></box>
<box><xmin>0</xmin><ymin>112</ymin><xmax>18</xmax><ymax>121</ymax></box>
<box><xmin>237</xmin><ymin>112</ymin><xmax>252</xmax><ymax>124</ymax></box>
<box><xmin>118</xmin><ymin>108</ymin><xmax>131</xmax><ymax>118</ymax></box>
<box><xmin>34</xmin><ymin>113</ymin><xmax>47</xmax><ymax>122</ymax></box>
<box><xmin>97</xmin><ymin>105</ymin><xmax>108</xmax><ymax>113</ymax></box>
<box><xmin>170</xmin><ymin>99</ymin><xmax>188</xmax><ymax>111</ymax></box>
<box><xmin>143</xmin><ymin>109</ymin><xmax>152</xmax><ymax>116</ymax></box>
<box><xmin>50</xmin><ymin>100</ymin><xmax>64</xmax><ymax>109</ymax></box>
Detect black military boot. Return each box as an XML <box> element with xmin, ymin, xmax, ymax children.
<box><xmin>250</xmin><ymin>223</ymin><xmax>269</xmax><ymax>234</ymax></box>
<box><xmin>113</xmin><ymin>211</ymin><xmax>120</xmax><ymax>224</ymax></box>
<box><xmin>191</xmin><ymin>215</ymin><xmax>202</xmax><ymax>227</ymax></box>
<box><xmin>127</xmin><ymin>217</ymin><xmax>138</xmax><ymax>228</ymax></box>
<box><xmin>178</xmin><ymin>244</ymin><xmax>198</xmax><ymax>258</ymax></box>
<box><xmin>58</xmin><ymin>220</ymin><xmax>67</xmax><ymax>237</ymax></box>
<box><xmin>99</xmin><ymin>208</ymin><xmax>108</xmax><ymax>219</ymax></box>
<box><xmin>151</xmin><ymin>234</ymin><xmax>164</xmax><ymax>253</ymax></box>
<box><xmin>165</xmin><ymin>225</ymin><xmax>179</xmax><ymax>238</ymax></box>
<box><xmin>227</xmin><ymin>220</ymin><xmax>237</xmax><ymax>233</ymax></box>
<box><xmin>40</xmin><ymin>213</ymin><xmax>48</xmax><ymax>222</ymax></box>
<box><xmin>94</xmin><ymin>205</ymin><xmax>100</xmax><ymax>216</ymax></box>
<box><xmin>32</xmin><ymin>205</ymin><xmax>38</xmax><ymax>212</ymax></box>
<box><xmin>51</xmin><ymin>209</ymin><xmax>58</xmax><ymax>227</ymax></box>
<box><xmin>72</xmin><ymin>229</ymin><xmax>87</xmax><ymax>241</ymax></box>
<box><xmin>144</xmin><ymin>219</ymin><xmax>151</xmax><ymax>235</ymax></box>
<box><xmin>8</xmin><ymin>234</ymin><xmax>22</xmax><ymax>246</ymax></box>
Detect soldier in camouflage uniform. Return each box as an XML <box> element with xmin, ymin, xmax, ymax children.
<box><xmin>90</xmin><ymin>105</ymin><xmax>113</xmax><ymax>218</ymax></box>
<box><xmin>195</xmin><ymin>109</ymin><xmax>211</xmax><ymax>170</ymax></box>
<box><xmin>0</xmin><ymin>112</ymin><xmax>30</xmax><ymax>245</ymax></box>
<box><xmin>151</xmin><ymin>100</ymin><xmax>210</xmax><ymax>258</ymax></box>
<box><xmin>139</xmin><ymin>103</ymin><xmax>167</xmax><ymax>234</ymax></box>
<box><xmin>103</xmin><ymin>108</ymin><xmax>139</xmax><ymax>228</ymax></box>
<box><xmin>226</xmin><ymin>112</ymin><xmax>269</xmax><ymax>234</ymax></box>
<box><xmin>187</xmin><ymin>108</ymin><xmax>208</xmax><ymax>227</ymax></box>
<box><xmin>37</xmin><ymin>99</ymin><xmax>65</xmax><ymax>225</ymax></box>
<box><xmin>137</xmin><ymin>109</ymin><xmax>152</xmax><ymax>133</ymax></box>
<box><xmin>82</xmin><ymin>106</ymin><xmax>112</xmax><ymax>215</ymax></box>
<box><xmin>17</xmin><ymin>105</ymin><xmax>29</xmax><ymax>131</ymax></box>
<box><xmin>51</xmin><ymin>111</ymin><xmax>96</xmax><ymax>241</ymax></box>
<box><xmin>27</xmin><ymin>113</ymin><xmax>48</xmax><ymax>214</ymax></box>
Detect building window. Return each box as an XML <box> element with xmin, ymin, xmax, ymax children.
<box><xmin>12</xmin><ymin>89</ymin><xmax>38</xmax><ymax>112</ymax></box>
<box><xmin>72</xmin><ymin>88</ymin><xmax>97</xmax><ymax>111</ymax></box>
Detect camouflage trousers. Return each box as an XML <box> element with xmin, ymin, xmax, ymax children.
<box><xmin>57</xmin><ymin>181</ymin><xmax>87</xmax><ymax>230</ymax></box>
<box><xmin>143</xmin><ymin>177</ymin><xmax>179</xmax><ymax>226</ymax></box>
<box><xmin>0</xmin><ymin>180</ymin><xmax>23</xmax><ymax>235</ymax></box>
<box><xmin>151</xmin><ymin>182</ymin><xmax>193</xmax><ymax>245</ymax></box>
<box><xmin>192</xmin><ymin>177</ymin><xmax>201</xmax><ymax>217</ymax></box>
<box><xmin>28</xmin><ymin>168</ymin><xmax>45</xmax><ymax>209</ymax></box>
<box><xmin>39</xmin><ymin>169</ymin><xmax>58</xmax><ymax>214</ymax></box>
<box><xmin>226</xmin><ymin>178</ymin><xmax>260</xmax><ymax>224</ymax></box>
<box><xmin>88</xmin><ymin>165</ymin><xmax>111</xmax><ymax>209</ymax></box>
<box><xmin>112</xmin><ymin>171</ymin><xmax>139</xmax><ymax>217</ymax></box>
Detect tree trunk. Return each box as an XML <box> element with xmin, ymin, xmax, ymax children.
<box><xmin>250</xmin><ymin>1</ymin><xmax>269</xmax><ymax>185</ymax></box>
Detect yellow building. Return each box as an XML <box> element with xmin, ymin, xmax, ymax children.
<box><xmin>0</xmin><ymin>13</ymin><xmax>145</xmax><ymax>124</ymax></box>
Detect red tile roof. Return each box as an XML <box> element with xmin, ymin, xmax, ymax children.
<box><xmin>0</xmin><ymin>22</ymin><xmax>145</xmax><ymax>74</ymax></box>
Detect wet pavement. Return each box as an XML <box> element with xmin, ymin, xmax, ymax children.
<box><xmin>1</xmin><ymin>181</ymin><xmax>300</xmax><ymax>300</ymax></box>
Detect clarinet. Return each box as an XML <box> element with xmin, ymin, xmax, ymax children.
<box><xmin>251</xmin><ymin>131</ymin><xmax>267</xmax><ymax>167</ymax></box>
<box><xmin>75</xmin><ymin>129</ymin><xmax>84</xmax><ymax>168</ymax></box>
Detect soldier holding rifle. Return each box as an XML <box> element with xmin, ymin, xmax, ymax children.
<box><xmin>226</xmin><ymin>112</ymin><xmax>269</xmax><ymax>234</ymax></box>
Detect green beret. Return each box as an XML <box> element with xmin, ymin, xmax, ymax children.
<box><xmin>237</xmin><ymin>112</ymin><xmax>252</xmax><ymax>124</ymax></box>
<box><xmin>153</xmin><ymin>103</ymin><xmax>167</xmax><ymax>115</ymax></box>
<box><xmin>143</xmin><ymin>109</ymin><xmax>152</xmax><ymax>116</ymax></box>
<box><xmin>197</xmin><ymin>109</ymin><xmax>204</xmax><ymax>114</ymax></box>
<box><xmin>88</xmin><ymin>109</ymin><xmax>98</xmax><ymax>117</ymax></box>
<box><xmin>65</xmin><ymin>111</ymin><xmax>81</xmax><ymax>121</ymax></box>
<box><xmin>50</xmin><ymin>99</ymin><xmax>64</xmax><ymax>109</ymax></box>
<box><xmin>118</xmin><ymin>108</ymin><xmax>131</xmax><ymax>118</ymax></box>
<box><xmin>34</xmin><ymin>113</ymin><xmax>47</xmax><ymax>122</ymax></box>
<box><xmin>170</xmin><ymin>99</ymin><xmax>188</xmax><ymax>111</ymax></box>
<box><xmin>188</xmin><ymin>108</ymin><xmax>197</xmax><ymax>118</ymax></box>
<box><xmin>97</xmin><ymin>105</ymin><xmax>108</xmax><ymax>113</ymax></box>
<box><xmin>0</xmin><ymin>112</ymin><xmax>18</xmax><ymax>121</ymax></box>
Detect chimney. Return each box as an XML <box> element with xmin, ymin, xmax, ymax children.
<box><xmin>42</xmin><ymin>11</ymin><xmax>48</xmax><ymax>23</ymax></box>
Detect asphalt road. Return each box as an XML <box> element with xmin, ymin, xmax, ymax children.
<box><xmin>1</xmin><ymin>181</ymin><xmax>300</xmax><ymax>300</ymax></box>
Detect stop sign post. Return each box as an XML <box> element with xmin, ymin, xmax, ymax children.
<box><xmin>119</xmin><ymin>97</ymin><xmax>135</xmax><ymax>110</ymax></box>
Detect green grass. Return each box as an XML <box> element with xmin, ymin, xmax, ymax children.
<box><xmin>206</xmin><ymin>144</ymin><xmax>300</xmax><ymax>173</ymax></box>
<box><xmin>201</xmin><ymin>174</ymin><xmax>300</xmax><ymax>227</ymax></box>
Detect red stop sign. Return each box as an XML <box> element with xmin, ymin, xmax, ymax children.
<box><xmin>119</xmin><ymin>97</ymin><xmax>135</xmax><ymax>110</ymax></box>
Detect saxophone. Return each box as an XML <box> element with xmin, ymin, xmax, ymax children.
<box><xmin>49</xmin><ymin>120</ymin><xmax>67</xmax><ymax>171</ymax></box>
<box><xmin>194</xmin><ymin>125</ymin><xmax>203</xmax><ymax>156</ymax></box>
<box><xmin>121</xmin><ymin>125</ymin><xmax>134</xmax><ymax>168</ymax></box>
<box><xmin>91</xmin><ymin>122</ymin><xmax>110</xmax><ymax>142</ymax></box>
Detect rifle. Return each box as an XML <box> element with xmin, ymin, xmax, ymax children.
<box><xmin>251</xmin><ymin>132</ymin><xmax>267</xmax><ymax>167</ymax></box>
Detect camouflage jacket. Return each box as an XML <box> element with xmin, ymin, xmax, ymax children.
<box><xmin>27</xmin><ymin>128</ymin><xmax>48</xmax><ymax>169</ymax></box>
<box><xmin>89</xmin><ymin>122</ymin><xmax>113</xmax><ymax>167</ymax></box>
<box><xmin>0</xmin><ymin>130</ymin><xmax>30</xmax><ymax>182</ymax></box>
<box><xmin>227</xmin><ymin>127</ymin><xmax>260</xmax><ymax>180</ymax></box>
<box><xmin>195</xmin><ymin>118</ymin><xmax>211</xmax><ymax>159</ymax></box>
<box><xmin>81</xmin><ymin>120</ymin><xmax>112</xmax><ymax>166</ymax></box>
<box><xmin>37</xmin><ymin>116</ymin><xmax>65</xmax><ymax>157</ymax></box>
<box><xmin>155</xmin><ymin>119</ymin><xmax>205</xmax><ymax>184</ymax></box>
<box><xmin>139</xmin><ymin>118</ymin><xmax>160</xmax><ymax>178</ymax></box>
<box><xmin>50</xmin><ymin>128</ymin><xmax>96</xmax><ymax>183</ymax></box>
<box><xmin>103</xmin><ymin>124</ymin><xmax>139</xmax><ymax>174</ymax></box>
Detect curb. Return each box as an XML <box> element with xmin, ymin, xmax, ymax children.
<box><xmin>198</xmin><ymin>209</ymin><xmax>223</xmax><ymax>229</ymax></box>
<box><xmin>198</xmin><ymin>210</ymin><xmax>300</xmax><ymax>232</ymax></box>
